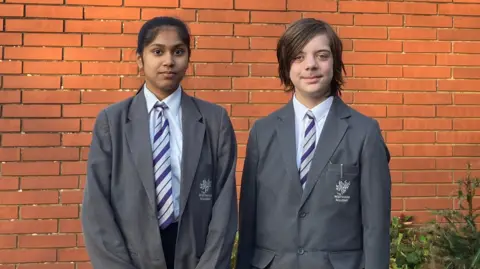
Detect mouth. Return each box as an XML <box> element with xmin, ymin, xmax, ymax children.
<box><xmin>159</xmin><ymin>71</ymin><xmax>177</xmax><ymax>79</ymax></box>
<box><xmin>301</xmin><ymin>76</ymin><xmax>322</xmax><ymax>83</ymax></box>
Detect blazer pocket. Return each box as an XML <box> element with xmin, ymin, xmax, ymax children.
<box><xmin>327</xmin><ymin>163</ymin><xmax>359</xmax><ymax>175</ymax></box>
<box><xmin>251</xmin><ymin>247</ymin><xmax>275</xmax><ymax>269</ymax></box>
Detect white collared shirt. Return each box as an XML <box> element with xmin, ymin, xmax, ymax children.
<box><xmin>144</xmin><ymin>85</ymin><xmax>183</xmax><ymax>219</ymax></box>
<box><xmin>293</xmin><ymin>94</ymin><xmax>333</xmax><ymax>169</ymax></box>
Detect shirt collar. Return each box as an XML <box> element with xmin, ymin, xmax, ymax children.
<box><xmin>293</xmin><ymin>94</ymin><xmax>333</xmax><ymax>123</ymax></box>
<box><xmin>143</xmin><ymin>84</ymin><xmax>182</xmax><ymax>117</ymax></box>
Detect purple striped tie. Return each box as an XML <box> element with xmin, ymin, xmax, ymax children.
<box><xmin>299</xmin><ymin>111</ymin><xmax>316</xmax><ymax>189</ymax></box>
<box><xmin>152</xmin><ymin>102</ymin><xmax>174</xmax><ymax>229</ymax></box>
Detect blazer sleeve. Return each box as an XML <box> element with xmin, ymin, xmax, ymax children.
<box><xmin>196</xmin><ymin>108</ymin><xmax>238</xmax><ymax>269</ymax></box>
<box><xmin>235</xmin><ymin>122</ymin><xmax>258</xmax><ymax>269</ymax></box>
<box><xmin>81</xmin><ymin>110</ymin><xmax>137</xmax><ymax>269</ymax></box>
<box><xmin>360</xmin><ymin>120</ymin><xmax>391</xmax><ymax>269</ymax></box>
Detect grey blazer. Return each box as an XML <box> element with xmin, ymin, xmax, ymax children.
<box><xmin>81</xmin><ymin>87</ymin><xmax>238</xmax><ymax>269</ymax></box>
<box><xmin>236</xmin><ymin>96</ymin><xmax>391</xmax><ymax>269</ymax></box>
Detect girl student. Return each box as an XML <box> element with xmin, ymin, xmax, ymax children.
<box><xmin>82</xmin><ymin>16</ymin><xmax>238</xmax><ymax>269</ymax></box>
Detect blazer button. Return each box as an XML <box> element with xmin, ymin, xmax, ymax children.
<box><xmin>299</xmin><ymin>212</ymin><xmax>307</xmax><ymax>218</ymax></box>
<box><xmin>297</xmin><ymin>248</ymin><xmax>305</xmax><ymax>255</ymax></box>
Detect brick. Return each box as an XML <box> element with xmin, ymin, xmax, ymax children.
<box><xmin>387</xmin><ymin>132</ymin><xmax>435</xmax><ymax>143</ymax></box>
<box><xmin>195</xmin><ymin>91</ymin><xmax>248</xmax><ymax>103</ymax></box>
<box><xmin>249</xmin><ymin>91</ymin><xmax>291</xmax><ymax>103</ymax></box>
<box><xmin>339</xmin><ymin>1</ymin><xmax>388</xmax><ymax>13</ymax></box>
<box><xmin>181</xmin><ymin>0</ymin><xmax>231</xmax><ymax>9</ymax></box>
<box><xmin>182</xmin><ymin>77</ymin><xmax>231</xmax><ymax>90</ymax></box>
<box><xmin>17</xmin><ymin>264</ymin><xmax>75</xmax><ymax>269</ymax></box>
<box><xmin>403</xmin><ymin>41</ymin><xmax>452</xmax><ymax>53</ymax></box>
<box><xmin>65</xmin><ymin>20</ymin><xmax>122</xmax><ymax>33</ymax></box>
<box><xmin>304</xmin><ymin>13</ymin><xmax>353</xmax><ymax>26</ymax></box>
<box><xmin>195</xmin><ymin>63</ymin><xmax>249</xmax><ymax>76</ymax></box>
<box><xmin>438</xmin><ymin>54</ymin><xmax>480</xmax><ymax>66</ymax></box>
<box><xmin>235</xmin><ymin>0</ymin><xmax>285</xmax><ymax>11</ymax></box>
<box><xmin>21</xmin><ymin>205</ymin><xmax>78</xmax><ymax>219</ymax></box>
<box><xmin>404</xmin><ymin>93</ymin><xmax>452</xmax><ymax>105</ymax></box>
<box><xmin>0</xmin><ymin>177</ymin><xmax>19</xmax><ymax>191</ymax></box>
<box><xmin>5</xmin><ymin>47</ymin><xmax>62</xmax><ymax>60</ymax></box>
<box><xmin>26</xmin><ymin>5</ymin><xmax>82</xmax><ymax>18</ymax></box>
<box><xmin>0</xmin><ymin>191</ymin><xmax>58</xmax><ymax>205</ymax></box>
<box><xmin>403</xmin><ymin>145</ymin><xmax>453</xmax><ymax>157</ymax></box>
<box><xmin>377</xmin><ymin>118</ymin><xmax>403</xmax><ymax>131</ymax></box>
<box><xmin>63</xmin><ymin>76</ymin><xmax>120</xmax><ymax>89</ymax></box>
<box><xmin>287</xmin><ymin>0</ymin><xmax>337</xmax><ymax>11</ymax></box>
<box><xmin>404</xmin><ymin>171</ymin><xmax>453</xmax><ymax>184</ymax></box>
<box><xmin>82</xmin><ymin>91</ymin><xmax>134</xmax><ymax>103</ymax></box>
<box><xmin>387</xmin><ymin>79</ymin><xmax>436</xmax><ymax>91</ymax></box>
<box><xmin>234</xmin><ymin>24</ymin><xmax>285</xmax><ymax>37</ymax></box>
<box><xmin>354</xmin><ymin>92</ymin><xmax>402</xmax><ymax>104</ymax></box>
<box><xmin>196</xmin><ymin>37</ymin><xmax>249</xmax><ymax>49</ymax></box>
<box><xmin>437</xmin><ymin>132</ymin><xmax>480</xmax><ymax>144</ymax></box>
<box><xmin>453</xmin><ymin>42</ymin><xmax>480</xmax><ymax>53</ymax></box>
<box><xmin>339</xmin><ymin>27</ymin><xmax>387</xmax><ymax>39</ymax></box>
<box><xmin>63</xmin><ymin>104</ymin><xmax>107</xmax><ymax>118</ymax></box>
<box><xmin>251</xmin><ymin>12</ymin><xmax>300</xmax><ymax>23</ymax></box>
<box><xmin>389</xmin><ymin>28</ymin><xmax>437</xmax><ymax>40</ymax></box>
<box><xmin>348</xmin><ymin>105</ymin><xmax>387</xmax><ymax>117</ymax></box>
<box><xmin>83</xmin><ymin>34</ymin><xmax>137</xmax><ymax>47</ymax></box>
<box><xmin>344</xmin><ymin>78</ymin><xmax>386</xmax><ymax>90</ymax></box>
<box><xmin>387</xmin><ymin>105</ymin><xmax>436</xmax><ymax>117</ymax></box>
<box><xmin>22</xmin><ymin>148</ymin><xmax>80</xmax><ymax>161</ymax></box>
<box><xmin>250</xmin><ymin>37</ymin><xmax>277</xmax><ymax>49</ymax></box>
<box><xmin>85</xmin><ymin>7</ymin><xmax>139</xmax><ymax>19</ymax></box>
<box><xmin>438</xmin><ymin>29</ymin><xmax>480</xmax><ymax>41</ymax></box>
<box><xmin>232</xmin><ymin>104</ymin><xmax>282</xmax><ymax>117</ymax></box>
<box><xmin>439</xmin><ymin>3</ymin><xmax>480</xmax><ymax>15</ymax></box>
<box><xmin>124</xmin><ymin>0</ymin><xmax>177</xmax><ymax>7</ymax></box>
<box><xmin>21</xmin><ymin>176</ymin><xmax>78</xmax><ymax>190</ymax></box>
<box><xmin>142</xmin><ymin>9</ymin><xmax>195</xmax><ymax>21</ymax></box>
<box><xmin>233</xmin><ymin>50</ymin><xmax>276</xmax><ymax>63</ymax></box>
<box><xmin>250</xmin><ymin>64</ymin><xmax>278</xmax><ymax>77</ymax></box>
<box><xmin>0</xmin><ymin>61</ymin><xmax>22</xmax><ymax>74</ymax></box>
<box><xmin>233</xmin><ymin>77</ymin><xmax>282</xmax><ymax>90</ymax></box>
<box><xmin>403</xmin><ymin>67</ymin><xmax>451</xmax><ymax>79</ymax></box>
<box><xmin>392</xmin><ymin>185</ymin><xmax>436</xmax><ymax>197</ymax></box>
<box><xmin>0</xmin><ymin>4</ymin><xmax>23</xmax><ymax>16</ymax></box>
<box><xmin>0</xmin><ymin>205</ymin><xmax>18</xmax><ymax>220</ymax></box>
<box><xmin>454</xmin><ymin>119</ymin><xmax>480</xmax><ymax>130</ymax></box>
<box><xmin>453</xmin><ymin>68</ymin><xmax>480</xmax><ymax>79</ymax></box>
<box><xmin>354</xmin><ymin>14</ymin><xmax>403</xmax><ymax>27</ymax></box>
<box><xmin>24</xmin><ymin>62</ymin><xmax>81</xmax><ymax>75</ymax></box>
<box><xmin>0</xmin><ymin>148</ymin><xmax>20</xmax><ymax>161</ymax></box>
<box><xmin>405</xmin><ymin>198</ymin><xmax>452</xmax><ymax>210</ymax></box>
<box><xmin>355</xmin><ymin>66</ymin><xmax>402</xmax><ymax>78</ymax></box>
<box><xmin>387</xmin><ymin>54</ymin><xmax>436</xmax><ymax>65</ymax></box>
<box><xmin>60</xmin><ymin>191</ymin><xmax>83</xmax><ymax>204</ymax></box>
<box><xmin>24</xmin><ymin>34</ymin><xmax>81</xmax><ymax>46</ymax></box>
<box><xmin>405</xmin><ymin>15</ymin><xmax>452</xmax><ymax>28</ymax></box>
<box><xmin>0</xmin><ymin>249</ymin><xmax>56</xmax><ymax>263</ymax></box>
<box><xmin>0</xmin><ymin>33</ymin><xmax>22</xmax><ymax>45</ymax></box>
<box><xmin>6</xmin><ymin>0</ymin><xmax>61</xmax><ymax>2</ymax></box>
<box><xmin>19</xmin><ymin>235</ymin><xmax>76</xmax><ymax>248</ymax></box>
<box><xmin>453</xmin><ymin>145</ymin><xmax>480</xmax><ymax>157</ymax></box>
<box><xmin>2</xmin><ymin>105</ymin><xmax>61</xmax><ymax>118</ymax></box>
<box><xmin>66</xmin><ymin>0</ymin><xmax>121</xmax><ymax>4</ymax></box>
<box><xmin>62</xmin><ymin>134</ymin><xmax>91</xmax><ymax>147</ymax></box>
<box><xmin>0</xmin><ymin>119</ymin><xmax>20</xmax><ymax>132</ymax></box>
<box><xmin>389</xmin><ymin>2</ymin><xmax>437</xmax><ymax>14</ymax></box>
<box><xmin>58</xmin><ymin>248</ymin><xmax>90</xmax><ymax>262</ymax></box>
<box><xmin>5</xmin><ymin>19</ymin><xmax>63</xmax><ymax>32</ymax></box>
<box><xmin>404</xmin><ymin>119</ymin><xmax>452</xmax><ymax>130</ymax></box>
<box><xmin>454</xmin><ymin>17</ymin><xmax>480</xmax><ymax>29</ymax></box>
<box><xmin>0</xmin><ymin>235</ymin><xmax>17</xmax><ymax>247</ymax></box>
<box><xmin>188</xmin><ymin>23</ymin><xmax>233</xmax><ymax>36</ymax></box>
<box><xmin>59</xmin><ymin>219</ymin><xmax>82</xmax><ymax>233</ymax></box>
<box><xmin>190</xmin><ymin>49</ymin><xmax>232</xmax><ymax>63</ymax></box>
<box><xmin>82</xmin><ymin>62</ymin><xmax>137</xmax><ymax>75</ymax></box>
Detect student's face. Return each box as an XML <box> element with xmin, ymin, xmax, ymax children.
<box><xmin>136</xmin><ymin>26</ymin><xmax>189</xmax><ymax>98</ymax></box>
<box><xmin>289</xmin><ymin>33</ymin><xmax>334</xmax><ymax>103</ymax></box>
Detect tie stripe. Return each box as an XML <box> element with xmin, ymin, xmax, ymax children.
<box><xmin>299</xmin><ymin>111</ymin><xmax>316</xmax><ymax>189</ymax></box>
<box><xmin>153</xmin><ymin>102</ymin><xmax>174</xmax><ymax>229</ymax></box>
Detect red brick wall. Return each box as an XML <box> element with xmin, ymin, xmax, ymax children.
<box><xmin>1</xmin><ymin>0</ymin><xmax>480</xmax><ymax>267</ymax></box>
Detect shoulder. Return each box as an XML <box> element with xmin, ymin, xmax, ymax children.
<box><xmin>95</xmin><ymin>94</ymin><xmax>136</xmax><ymax>122</ymax></box>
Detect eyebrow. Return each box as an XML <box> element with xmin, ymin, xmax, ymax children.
<box><xmin>149</xmin><ymin>43</ymin><xmax>187</xmax><ymax>48</ymax></box>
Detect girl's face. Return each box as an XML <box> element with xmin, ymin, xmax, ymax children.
<box><xmin>136</xmin><ymin>26</ymin><xmax>189</xmax><ymax>98</ymax></box>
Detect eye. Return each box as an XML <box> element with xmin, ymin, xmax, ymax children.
<box><xmin>294</xmin><ymin>55</ymin><xmax>304</xmax><ymax>61</ymax></box>
<box><xmin>318</xmin><ymin>53</ymin><xmax>330</xmax><ymax>60</ymax></box>
<box><xmin>152</xmin><ymin>49</ymin><xmax>163</xmax><ymax>55</ymax></box>
<box><xmin>174</xmin><ymin>48</ymin><xmax>185</xmax><ymax>56</ymax></box>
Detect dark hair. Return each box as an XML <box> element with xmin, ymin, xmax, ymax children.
<box><xmin>136</xmin><ymin>16</ymin><xmax>191</xmax><ymax>59</ymax></box>
<box><xmin>276</xmin><ymin>18</ymin><xmax>346</xmax><ymax>96</ymax></box>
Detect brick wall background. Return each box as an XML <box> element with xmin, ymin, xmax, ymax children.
<box><xmin>1</xmin><ymin>0</ymin><xmax>480</xmax><ymax>267</ymax></box>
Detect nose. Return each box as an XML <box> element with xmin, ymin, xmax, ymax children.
<box><xmin>163</xmin><ymin>52</ymin><xmax>174</xmax><ymax>67</ymax></box>
<box><xmin>304</xmin><ymin>54</ymin><xmax>318</xmax><ymax>70</ymax></box>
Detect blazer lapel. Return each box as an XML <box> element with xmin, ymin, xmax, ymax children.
<box><xmin>300</xmin><ymin>97</ymin><xmax>350</xmax><ymax>206</ymax></box>
<box><xmin>276</xmin><ymin>101</ymin><xmax>303</xmax><ymax>199</ymax></box>
<box><xmin>125</xmin><ymin>87</ymin><xmax>157</xmax><ymax>211</ymax></box>
<box><xmin>179</xmin><ymin>92</ymin><xmax>205</xmax><ymax>217</ymax></box>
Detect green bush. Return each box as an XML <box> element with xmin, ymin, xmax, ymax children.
<box><xmin>426</xmin><ymin>164</ymin><xmax>480</xmax><ymax>269</ymax></box>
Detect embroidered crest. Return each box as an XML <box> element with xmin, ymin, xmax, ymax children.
<box><xmin>199</xmin><ymin>178</ymin><xmax>212</xmax><ymax>201</ymax></box>
<box><xmin>334</xmin><ymin>180</ymin><xmax>351</xmax><ymax>203</ymax></box>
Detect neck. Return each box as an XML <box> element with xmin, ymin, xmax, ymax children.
<box><xmin>294</xmin><ymin>92</ymin><xmax>329</xmax><ymax>109</ymax></box>
<box><xmin>145</xmin><ymin>81</ymin><xmax>178</xmax><ymax>101</ymax></box>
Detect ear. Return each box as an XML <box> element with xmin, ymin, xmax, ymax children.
<box><xmin>136</xmin><ymin>53</ymin><xmax>144</xmax><ymax>71</ymax></box>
